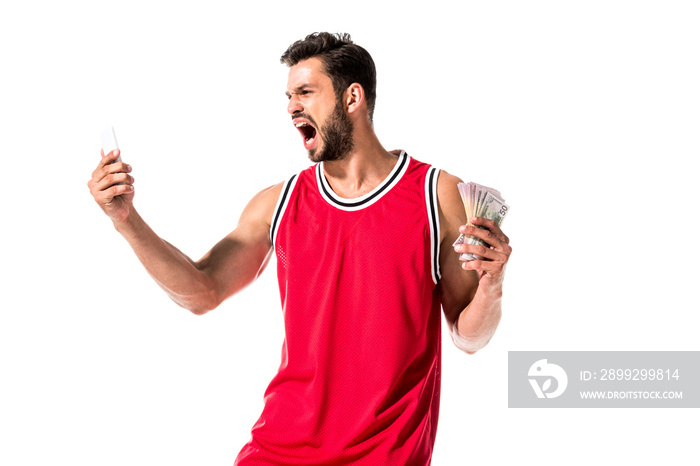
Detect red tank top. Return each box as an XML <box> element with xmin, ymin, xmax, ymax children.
<box><xmin>235</xmin><ymin>152</ymin><xmax>443</xmax><ymax>465</ymax></box>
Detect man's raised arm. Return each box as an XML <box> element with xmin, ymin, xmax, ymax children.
<box><xmin>88</xmin><ymin>148</ymin><xmax>282</xmax><ymax>315</ymax></box>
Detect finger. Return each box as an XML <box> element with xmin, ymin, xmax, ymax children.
<box><xmin>103</xmin><ymin>161</ymin><xmax>132</xmax><ymax>175</ymax></box>
<box><xmin>461</xmin><ymin>257</ymin><xmax>507</xmax><ymax>276</ymax></box>
<box><xmin>454</xmin><ymin>241</ymin><xmax>504</xmax><ymax>262</ymax></box>
<box><xmin>93</xmin><ymin>149</ymin><xmax>119</xmax><ymax>178</ymax></box>
<box><xmin>92</xmin><ymin>182</ymin><xmax>133</xmax><ymax>206</ymax></box>
<box><xmin>97</xmin><ymin>149</ymin><xmax>121</xmax><ymax>169</ymax></box>
<box><xmin>93</xmin><ymin>160</ymin><xmax>131</xmax><ymax>185</ymax></box>
<box><xmin>466</xmin><ymin>218</ymin><xmax>510</xmax><ymax>245</ymax></box>
<box><xmin>459</xmin><ymin>224</ymin><xmax>499</xmax><ymax>244</ymax></box>
<box><xmin>94</xmin><ymin>173</ymin><xmax>134</xmax><ymax>193</ymax></box>
<box><xmin>470</xmin><ymin>217</ymin><xmax>504</xmax><ymax>236</ymax></box>
<box><xmin>100</xmin><ymin>183</ymin><xmax>135</xmax><ymax>205</ymax></box>
<box><xmin>459</xmin><ymin>224</ymin><xmax>507</xmax><ymax>252</ymax></box>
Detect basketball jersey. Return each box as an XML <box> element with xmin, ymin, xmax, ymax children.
<box><xmin>235</xmin><ymin>151</ymin><xmax>443</xmax><ymax>465</ymax></box>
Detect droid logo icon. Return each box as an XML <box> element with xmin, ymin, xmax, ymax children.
<box><xmin>528</xmin><ymin>359</ymin><xmax>568</xmax><ymax>399</ymax></box>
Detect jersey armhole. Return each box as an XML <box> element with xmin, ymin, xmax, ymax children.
<box><xmin>270</xmin><ymin>173</ymin><xmax>298</xmax><ymax>247</ymax></box>
<box><xmin>425</xmin><ymin>167</ymin><xmax>441</xmax><ymax>284</ymax></box>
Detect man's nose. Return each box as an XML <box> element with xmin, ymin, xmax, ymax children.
<box><xmin>287</xmin><ymin>94</ymin><xmax>303</xmax><ymax>115</ymax></box>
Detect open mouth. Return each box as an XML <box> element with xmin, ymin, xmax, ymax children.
<box><xmin>294</xmin><ymin>120</ymin><xmax>318</xmax><ymax>150</ymax></box>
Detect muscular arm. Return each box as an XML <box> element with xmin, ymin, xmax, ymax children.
<box><xmin>436</xmin><ymin>170</ymin><xmax>510</xmax><ymax>353</ymax></box>
<box><xmin>89</xmin><ymin>149</ymin><xmax>282</xmax><ymax>315</ymax></box>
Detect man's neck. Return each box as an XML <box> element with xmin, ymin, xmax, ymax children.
<box><xmin>321</xmin><ymin>130</ymin><xmax>398</xmax><ymax>199</ymax></box>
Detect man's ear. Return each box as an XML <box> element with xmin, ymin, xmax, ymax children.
<box><xmin>344</xmin><ymin>83</ymin><xmax>365</xmax><ymax>115</ymax></box>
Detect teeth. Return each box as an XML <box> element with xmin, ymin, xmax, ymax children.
<box><xmin>295</xmin><ymin>122</ymin><xmax>308</xmax><ymax>127</ymax></box>
<box><xmin>306</xmin><ymin>137</ymin><xmax>315</xmax><ymax>144</ymax></box>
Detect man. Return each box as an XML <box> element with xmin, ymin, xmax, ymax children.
<box><xmin>88</xmin><ymin>32</ymin><xmax>511</xmax><ymax>465</ymax></box>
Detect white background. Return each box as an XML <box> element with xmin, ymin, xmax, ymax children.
<box><xmin>1</xmin><ymin>1</ymin><xmax>698</xmax><ymax>464</ymax></box>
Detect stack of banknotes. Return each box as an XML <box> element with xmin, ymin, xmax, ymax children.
<box><xmin>452</xmin><ymin>182</ymin><xmax>510</xmax><ymax>261</ymax></box>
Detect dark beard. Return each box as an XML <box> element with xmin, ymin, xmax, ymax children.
<box><xmin>308</xmin><ymin>100</ymin><xmax>354</xmax><ymax>163</ymax></box>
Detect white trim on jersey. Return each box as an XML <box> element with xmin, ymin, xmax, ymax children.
<box><xmin>425</xmin><ymin>166</ymin><xmax>442</xmax><ymax>284</ymax></box>
<box><xmin>316</xmin><ymin>151</ymin><xmax>410</xmax><ymax>211</ymax></box>
<box><xmin>270</xmin><ymin>173</ymin><xmax>299</xmax><ymax>247</ymax></box>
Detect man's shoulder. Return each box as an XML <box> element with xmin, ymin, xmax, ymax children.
<box><xmin>436</xmin><ymin>169</ymin><xmax>463</xmax><ymax>190</ymax></box>
<box><xmin>434</xmin><ymin>169</ymin><xmax>466</xmax><ymax>239</ymax></box>
<box><xmin>255</xmin><ymin>163</ymin><xmax>318</xmax><ymax>226</ymax></box>
<box><xmin>241</xmin><ymin>181</ymin><xmax>287</xmax><ymax>229</ymax></box>
<box><xmin>259</xmin><ymin>181</ymin><xmax>286</xmax><ymax>201</ymax></box>
<box><xmin>255</xmin><ymin>162</ymin><xmax>316</xmax><ymax>205</ymax></box>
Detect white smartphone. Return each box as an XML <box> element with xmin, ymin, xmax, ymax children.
<box><xmin>100</xmin><ymin>126</ymin><xmax>121</xmax><ymax>162</ymax></box>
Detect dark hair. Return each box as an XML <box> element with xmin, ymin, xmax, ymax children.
<box><xmin>281</xmin><ymin>32</ymin><xmax>377</xmax><ymax>122</ymax></box>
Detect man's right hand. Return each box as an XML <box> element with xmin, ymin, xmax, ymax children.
<box><xmin>88</xmin><ymin>149</ymin><xmax>135</xmax><ymax>224</ymax></box>
<box><xmin>86</xmin><ymin>147</ymin><xmax>280</xmax><ymax>314</ymax></box>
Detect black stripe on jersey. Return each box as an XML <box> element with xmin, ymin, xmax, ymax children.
<box><xmin>318</xmin><ymin>152</ymin><xmax>408</xmax><ymax>208</ymax></box>
<box><xmin>270</xmin><ymin>174</ymin><xmax>297</xmax><ymax>245</ymax></box>
<box><xmin>428</xmin><ymin>167</ymin><xmax>441</xmax><ymax>283</ymax></box>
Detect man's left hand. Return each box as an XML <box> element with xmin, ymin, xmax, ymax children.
<box><xmin>453</xmin><ymin>217</ymin><xmax>512</xmax><ymax>291</ymax></box>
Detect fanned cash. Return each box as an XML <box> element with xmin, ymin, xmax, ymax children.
<box><xmin>452</xmin><ymin>182</ymin><xmax>509</xmax><ymax>261</ymax></box>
